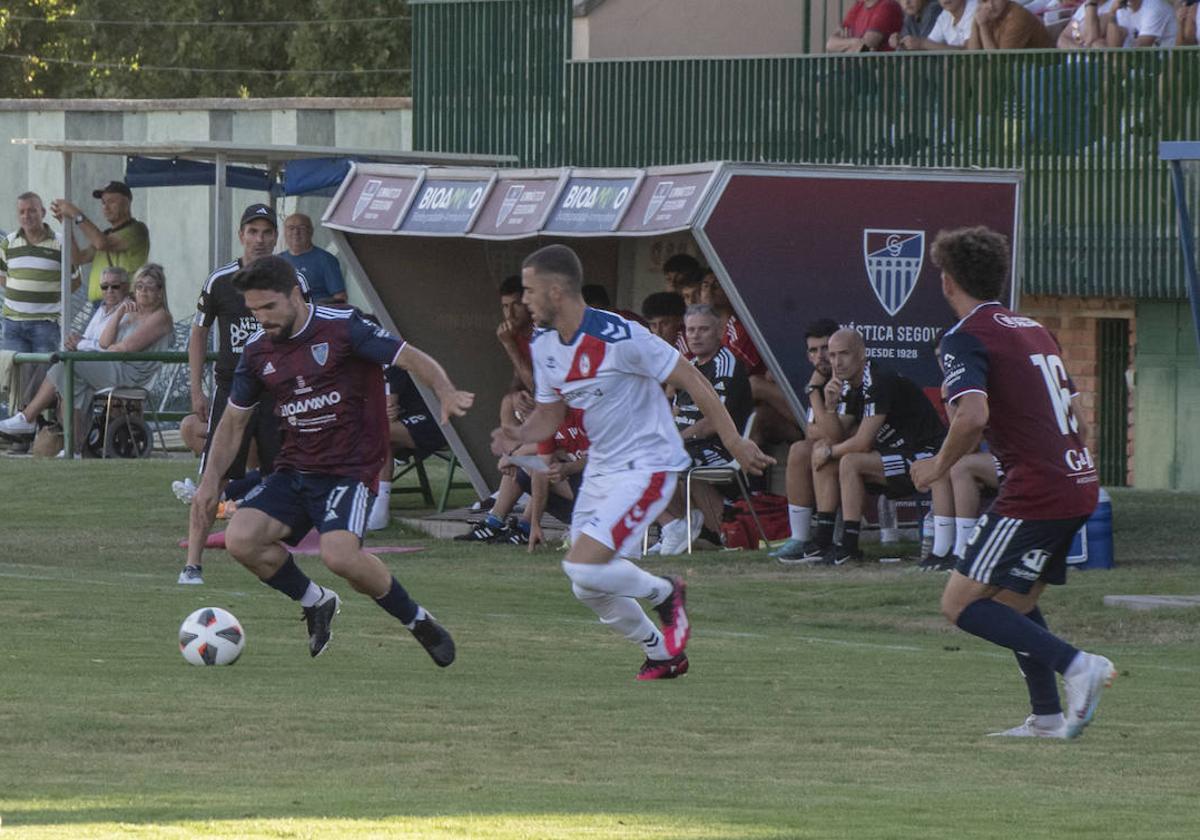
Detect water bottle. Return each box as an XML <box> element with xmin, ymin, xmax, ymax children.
<box><xmin>920</xmin><ymin>511</ymin><xmax>934</xmax><ymax>562</ymax></box>
<box><xmin>878</xmin><ymin>496</ymin><xmax>899</xmax><ymax>544</ymax></box>
<box><xmin>1083</xmin><ymin>488</ymin><xmax>1114</xmax><ymax>570</ymax></box>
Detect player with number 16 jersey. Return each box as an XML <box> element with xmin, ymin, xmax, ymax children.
<box><xmin>940</xmin><ymin>301</ymin><xmax>1098</xmax><ymax>520</ymax></box>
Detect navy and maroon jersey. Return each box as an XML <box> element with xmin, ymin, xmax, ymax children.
<box><xmin>229</xmin><ymin>306</ymin><xmax>404</xmax><ymax>485</ymax></box>
<box><xmin>941</xmin><ymin>302</ymin><xmax>1098</xmax><ymax>519</ymax></box>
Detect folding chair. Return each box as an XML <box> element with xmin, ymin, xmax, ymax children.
<box><xmin>682</xmin><ymin>412</ymin><xmax>768</xmax><ymax>554</ymax></box>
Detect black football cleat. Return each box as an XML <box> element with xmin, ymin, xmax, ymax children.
<box><xmin>301</xmin><ymin>588</ymin><xmax>341</xmax><ymax>657</ymax></box>
<box><xmin>410</xmin><ymin>612</ymin><xmax>456</xmax><ymax>667</ymax></box>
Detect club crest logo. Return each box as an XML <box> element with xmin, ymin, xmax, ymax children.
<box><xmin>352</xmin><ymin>179</ymin><xmax>382</xmax><ymax>222</ymax></box>
<box><xmin>496</xmin><ymin>185</ymin><xmax>524</xmax><ymax>227</ymax></box>
<box><xmin>863</xmin><ymin>229</ymin><xmax>924</xmax><ymax>316</ymax></box>
<box><xmin>643</xmin><ymin>181</ymin><xmax>673</xmax><ymax>225</ymax></box>
<box><xmin>311</xmin><ymin>342</ymin><xmax>329</xmax><ymax>366</ymax></box>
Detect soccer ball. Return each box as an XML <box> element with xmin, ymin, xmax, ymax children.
<box><xmin>179</xmin><ymin>607</ymin><xmax>246</xmax><ymax>666</ymax></box>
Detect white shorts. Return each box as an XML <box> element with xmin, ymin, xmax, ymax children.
<box><xmin>571</xmin><ymin>469</ymin><xmax>678</xmax><ymax>558</ymax></box>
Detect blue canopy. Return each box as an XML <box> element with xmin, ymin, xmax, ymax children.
<box><xmin>125</xmin><ymin>156</ymin><xmax>274</xmax><ymax>192</ymax></box>
<box><xmin>124</xmin><ymin>155</ymin><xmax>356</xmax><ymax>197</ymax></box>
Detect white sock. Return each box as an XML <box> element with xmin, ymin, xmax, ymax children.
<box><xmin>954</xmin><ymin>517</ymin><xmax>977</xmax><ymax>558</ymax></box>
<box><xmin>933</xmin><ymin>516</ymin><xmax>955</xmax><ymax>557</ymax></box>
<box><xmin>1034</xmin><ymin>712</ymin><xmax>1065</xmax><ymax>730</ymax></box>
<box><xmin>367</xmin><ymin>481</ymin><xmax>392</xmax><ymax>531</ymax></box>
<box><xmin>572</xmin><ymin>584</ymin><xmax>667</xmax><ymax>658</ymax></box>
<box><xmin>299</xmin><ymin>582</ymin><xmax>324</xmax><ymax>608</ymax></box>
<box><xmin>788</xmin><ymin>505</ymin><xmax>813</xmax><ymax>541</ymax></box>
<box><xmin>562</xmin><ymin>558</ymin><xmax>673</xmax><ymax>606</ymax></box>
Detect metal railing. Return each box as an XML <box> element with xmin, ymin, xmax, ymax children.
<box><xmin>413</xmin><ymin>0</ymin><xmax>1200</xmax><ymax>298</ymax></box>
<box><xmin>11</xmin><ymin>350</ymin><xmax>215</xmax><ymax>456</ymax></box>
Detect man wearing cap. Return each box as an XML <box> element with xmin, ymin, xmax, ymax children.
<box><xmin>279</xmin><ymin>213</ymin><xmax>347</xmax><ymax>304</ymax></box>
<box><xmin>179</xmin><ymin>203</ymin><xmax>286</xmax><ymax>585</ymax></box>
<box><xmin>51</xmin><ymin>181</ymin><xmax>150</xmax><ymax>305</ymax></box>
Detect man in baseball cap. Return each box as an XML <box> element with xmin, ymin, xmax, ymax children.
<box><xmin>51</xmin><ymin>180</ymin><xmax>150</xmax><ymax>303</ymax></box>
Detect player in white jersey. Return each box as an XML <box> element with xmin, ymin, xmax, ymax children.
<box><xmin>491</xmin><ymin>245</ymin><xmax>773</xmax><ymax>681</ymax></box>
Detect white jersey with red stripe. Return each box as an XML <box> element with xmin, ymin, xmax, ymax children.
<box><xmin>533</xmin><ymin>307</ymin><xmax>691</xmax><ymax>478</ymax></box>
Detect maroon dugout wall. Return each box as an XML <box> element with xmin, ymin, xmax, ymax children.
<box><xmin>323</xmin><ymin>162</ymin><xmax>1020</xmax><ymax>496</ymax></box>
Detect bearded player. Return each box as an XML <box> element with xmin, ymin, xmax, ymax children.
<box><xmin>190</xmin><ymin>256</ymin><xmax>474</xmax><ymax>665</ymax></box>
<box><xmin>491</xmin><ymin>245</ymin><xmax>773</xmax><ymax>681</ymax></box>
<box><xmin>911</xmin><ymin>227</ymin><xmax>1114</xmax><ymax>739</ymax></box>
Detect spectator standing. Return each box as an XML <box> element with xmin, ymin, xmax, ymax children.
<box><xmin>1</xmin><ymin>192</ymin><xmax>69</xmax><ymax>444</ymax></box>
<box><xmin>892</xmin><ymin>0</ymin><xmax>944</xmax><ymax>46</ymax></box>
<box><xmin>904</xmin><ymin>0</ymin><xmax>980</xmax><ymax>47</ymax></box>
<box><xmin>51</xmin><ymin>181</ymin><xmax>149</xmax><ymax>305</ymax></box>
<box><xmin>279</xmin><ymin>213</ymin><xmax>347</xmax><ymax>304</ymax></box>
<box><xmin>828</xmin><ymin>0</ymin><xmax>906</xmax><ymax>51</ymax></box>
<box><xmin>967</xmin><ymin>0</ymin><xmax>1054</xmax><ymax>46</ymax></box>
<box><xmin>179</xmin><ymin>204</ymin><xmax>283</xmax><ymax>585</ymax></box>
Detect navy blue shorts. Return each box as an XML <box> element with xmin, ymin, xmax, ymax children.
<box><xmin>955</xmin><ymin>512</ymin><xmax>1089</xmax><ymax>594</ymax></box>
<box><xmin>399</xmin><ymin>412</ymin><xmax>445</xmax><ymax>458</ymax></box>
<box><xmin>238</xmin><ymin>469</ymin><xmax>374</xmax><ymax>545</ymax></box>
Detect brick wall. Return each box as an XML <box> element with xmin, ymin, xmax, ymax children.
<box><xmin>1020</xmin><ymin>295</ymin><xmax>1136</xmax><ymax>485</ymax></box>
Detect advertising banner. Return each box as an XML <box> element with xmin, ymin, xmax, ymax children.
<box><xmin>469</xmin><ymin>174</ymin><xmax>564</xmax><ymax>239</ymax></box>
<box><xmin>325</xmin><ymin>169</ymin><xmax>421</xmax><ymax>233</ymax></box>
<box><xmin>400</xmin><ymin>176</ymin><xmax>494</xmax><ymax>235</ymax></box>
<box><xmin>543</xmin><ymin>173</ymin><xmax>641</xmax><ymax>234</ymax></box>
<box><xmin>699</xmin><ymin>170</ymin><xmax>1019</xmax><ymax>402</ymax></box>
<box><xmin>619</xmin><ymin>167</ymin><xmax>718</xmax><ymax>235</ymax></box>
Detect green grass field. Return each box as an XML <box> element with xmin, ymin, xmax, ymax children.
<box><xmin>2</xmin><ymin>458</ymin><xmax>1199</xmax><ymax>839</ymax></box>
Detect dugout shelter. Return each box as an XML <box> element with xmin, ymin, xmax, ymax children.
<box><xmin>322</xmin><ymin>161</ymin><xmax>1020</xmax><ymax>495</ymax></box>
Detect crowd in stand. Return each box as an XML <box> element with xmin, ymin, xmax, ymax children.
<box><xmin>828</xmin><ymin>0</ymin><xmax>1191</xmax><ymax>51</ymax></box>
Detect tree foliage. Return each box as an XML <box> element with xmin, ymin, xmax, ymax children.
<box><xmin>0</xmin><ymin>0</ymin><xmax>411</xmax><ymax>99</ymax></box>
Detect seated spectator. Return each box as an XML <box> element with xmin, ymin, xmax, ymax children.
<box><xmin>0</xmin><ymin>263</ymin><xmax>173</xmax><ymax>448</ymax></box>
<box><xmin>701</xmin><ymin>270</ymin><xmax>801</xmax><ymax>445</ymax></box>
<box><xmin>1058</xmin><ymin>0</ymin><xmax>1124</xmax><ymax>47</ymax></box>
<box><xmin>828</xmin><ymin>0</ymin><xmax>906</xmax><ymax>51</ymax></box>
<box><xmin>967</xmin><ymin>0</ymin><xmax>1054</xmax><ymax>47</ymax></box>
<box><xmin>1180</xmin><ymin>0</ymin><xmax>1199</xmax><ymax>45</ymax></box>
<box><xmin>771</xmin><ymin>318</ymin><xmax>842</xmax><ymax>562</ymax></box>
<box><xmin>641</xmin><ymin>291</ymin><xmax>690</xmax><ymax>357</ymax></box>
<box><xmin>65</xmin><ymin>266</ymin><xmax>129</xmax><ymax>351</ymax></box>
<box><xmin>903</xmin><ymin>0</ymin><xmax>979</xmax><ymax>48</ymax></box>
<box><xmin>891</xmin><ymin>0</ymin><xmax>944</xmax><ymax>47</ymax></box>
<box><xmin>1106</xmin><ymin>0</ymin><xmax>1178</xmax><ymax>45</ymax></box>
<box><xmin>495</xmin><ymin>274</ymin><xmax>535</xmax><ymax>426</ymax></box>
<box><xmin>806</xmin><ymin>329</ymin><xmax>954</xmax><ymax>566</ymax></box>
<box><xmin>279</xmin><ymin>213</ymin><xmax>347</xmax><ymax>304</ymax></box>
<box><xmin>676</xmin><ymin>267</ymin><xmax>705</xmax><ymax>306</ymax></box>
<box><xmin>651</xmin><ymin>304</ymin><xmax>752</xmax><ymax>555</ymax></box>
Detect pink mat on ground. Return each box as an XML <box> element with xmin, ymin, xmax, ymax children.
<box><xmin>178</xmin><ymin>529</ymin><xmax>424</xmax><ymax>555</ymax></box>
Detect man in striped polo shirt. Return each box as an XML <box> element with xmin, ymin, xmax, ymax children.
<box><xmin>1</xmin><ymin>192</ymin><xmax>73</xmax><ymax>434</ymax></box>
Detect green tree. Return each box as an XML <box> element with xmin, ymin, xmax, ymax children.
<box><xmin>0</xmin><ymin>0</ymin><xmax>411</xmax><ymax>99</ymax></box>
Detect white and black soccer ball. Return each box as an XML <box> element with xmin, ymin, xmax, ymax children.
<box><xmin>179</xmin><ymin>607</ymin><xmax>245</xmax><ymax>666</ymax></box>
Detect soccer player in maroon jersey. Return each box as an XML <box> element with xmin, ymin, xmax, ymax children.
<box><xmin>189</xmin><ymin>256</ymin><xmax>474</xmax><ymax>665</ymax></box>
<box><xmin>911</xmin><ymin>226</ymin><xmax>1115</xmax><ymax>739</ymax></box>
